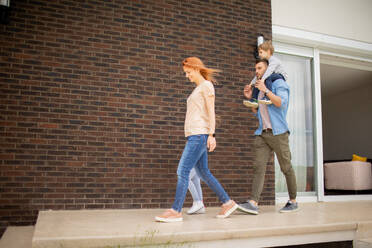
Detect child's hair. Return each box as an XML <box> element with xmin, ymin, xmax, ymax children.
<box><xmin>258</xmin><ymin>40</ymin><xmax>274</xmax><ymax>55</ymax></box>
<box><xmin>182</xmin><ymin>57</ymin><xmax>221</xmax><ymax>84</ymax></box>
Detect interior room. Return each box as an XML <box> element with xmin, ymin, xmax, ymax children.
<box><xmin>320</xmin><ymin>54</ymin><xmax>372</xmax><ymax>195</ymax></box>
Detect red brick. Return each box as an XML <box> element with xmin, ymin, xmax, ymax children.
<box><xmin>39</xmin><ymin>123</ymin><xmax>58</xmax><ymax>129</ymax></box>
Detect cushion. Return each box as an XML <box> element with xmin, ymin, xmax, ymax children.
<box><xmin>352</xmin><ymin>154</ymin><xmax>367</xmax><ymax>162</ymax></box>
<box><xmin>324</xmin><ymin>161</ymin><xmax>372</xmax><ymax>190</ymax></box>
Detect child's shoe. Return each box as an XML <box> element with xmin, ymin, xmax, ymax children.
<box><xmin>258</xmin><ymin>99</ymin><xmax>272</xmax><ymax>105</ymax></box>
<box><xmin>243</xmin><ymin>100</ymin><xmax>258</xmax><ymax>108</ymax></box>
<box><xmin>187</xmin><ymin>201</ymin><xmax>205</xmax><ymax>215</ymax></box>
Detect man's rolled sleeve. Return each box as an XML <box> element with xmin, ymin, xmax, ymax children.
<box><xmin>272</xmin><ymin>80</ymin><xmax>289</xmax><ymax>109</ymax></box>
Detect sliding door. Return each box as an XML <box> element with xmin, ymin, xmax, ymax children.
<box><xmin>275</xmin><ymin>52</ymin><xmax>316</xmax><ymax>198</ymax></box>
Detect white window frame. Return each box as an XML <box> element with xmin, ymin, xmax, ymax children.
<box><xmin>272</xmin><ymin>25</ymin><xmax>372</xmax><ymax>203</ymax></box>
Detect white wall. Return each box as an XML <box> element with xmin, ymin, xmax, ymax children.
<box><xmin>272</xmin><ymin>0</ymin><xmax>372</xmax><ymax>44</ymax></box>
<box><xmin>322</xmin><ymin>82</ymin><xmax>372</xmax><ymax>161</ymax></box>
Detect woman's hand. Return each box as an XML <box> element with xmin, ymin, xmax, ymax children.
<box><xmin>207</xmin><ymin>135</ymin><xmax>216</xmax><ymax>152</ymax></box>
<box><xmin>207</xmin><ymin>136</ymin><xmax>216</xmax><ymax>152</ymax></box>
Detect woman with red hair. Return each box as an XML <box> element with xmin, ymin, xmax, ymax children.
<box><xmin>155</xmin><ymin>57</ymin><xmax>237</xmax><ymax>223</ymax></box>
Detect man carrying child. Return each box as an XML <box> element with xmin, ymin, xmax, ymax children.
<box><xmin>244</xmin><ymin>40</ymin><xmax>288</xmax><ymax>108</ymax></box>
<box><xmin>240</xmin><ymin>40</ymin><xmax>298</xmax><ymax>214</ymax></box>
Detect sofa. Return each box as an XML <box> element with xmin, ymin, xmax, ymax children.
<box><xmin>324</xmin><ymin>161</ymin><xmax>372</xmax><ymax>190</ymax></box>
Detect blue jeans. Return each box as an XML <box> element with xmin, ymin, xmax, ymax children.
<box><xmin>172</xmin><ymin>134</ymin><xmax>230</xmax><ymax>212</ymax></box>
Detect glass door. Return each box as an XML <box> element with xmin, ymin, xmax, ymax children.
<box><xmin>274</xmin><ymin>52</ymin><xmax>316</xmax><ymax>198</ymax></box>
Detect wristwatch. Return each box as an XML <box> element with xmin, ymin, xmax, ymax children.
<box><xmin>265</xmin><ymin>89</ymin><xmax>270</xmax><ymax>95</ymax></box>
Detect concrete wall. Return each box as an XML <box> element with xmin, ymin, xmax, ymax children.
<box><xmin>272</xmin><ymin>0</ymin><xmax>372</xmax><ymax>44</ymax></box>
<box><xmin>322</xmin><ymin>82</ymin><xmax>372</xmax><ymax>161</ymax></box>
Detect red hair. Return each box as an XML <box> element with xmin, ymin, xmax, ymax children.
<box><xmin>182</xmin><ymin>57</ymin><xmax>220</xmax><ymax>84</ymax></box>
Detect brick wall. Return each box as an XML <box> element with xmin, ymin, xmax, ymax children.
<box><xmin>0</xmin><ymin>0</ymin><xmax>273</xmax><ymax>234</ymax></box>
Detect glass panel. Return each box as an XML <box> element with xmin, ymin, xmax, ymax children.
<box><xmin>275</xmin><ymin>53</ymin><xmax>316</xmax><ymax>194</ymax></box>
<box><xmin>320</xmin><ymin>55</ymin><xmax>372</xmax><ymax>197</ymax></box>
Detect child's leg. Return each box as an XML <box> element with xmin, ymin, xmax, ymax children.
<box><xmin>265</xmin><ymin>73</ymin><xmax>285</xmax><ymax>91</ymax></box>
<box><xmin>251</xmin><ymin>86</ymin><xmax>259</xmax><ymax>101</ymax></box>
<box><xmin>188</xmin><ymin>168</ymin><xmax>202</xmax><ymax>202</ymax></box>
<box><xmin>191</xmin><ymin>167</ymin><xmax>203</xmax><ymax>201</ymax></box>
<box><xmin>264</xmin><ymin>73</ymin><xmax>285</xmax><ymax>99</ymax></box>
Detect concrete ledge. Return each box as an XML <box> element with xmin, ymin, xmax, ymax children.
<box><xmin>0</xmin><ymin>226</ymin><xmax>34</xmax><ymax>248</ymax></box>
<box><xmin>33</xmin><ymin>226</ymin><xmax>356</xmax><ymax>248</ymax></box>
<box><xmin>32</xmin><ymin>201</ymin><xmax>372</xmax><ymax>248</ymax></box>
<box><xmin>357</xmin><ymin>222</ymin><xmax>372</xmax><ymax>239</ymax></box>
<box><xmin>193</xmin><ymin>230</ymin><xmax>355</xmax><ymax>248</ymax></box>
<box><xmin>355</xmin><ymin>222</ymin><xmax>372</xmax><ymax>248</ymax></box>
<box><xmin>356</xmin><ymin>239</ymin><xmax>372</xmax><ymax>248</ymax></box>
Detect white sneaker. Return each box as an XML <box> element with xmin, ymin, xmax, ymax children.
<box><xmin>187</xmin><ymin>201</ymin><xmax>205</xmax><ymax>215</ymax></box>
<box><xmin>243</xmin><ymin>100</ymin><xmax>258</xmax><ymax>108</ymax></box>
<box><xmin>258</xmin><ymin>99</ymin><xmax>272</xmax><ymax>105</ymax></box>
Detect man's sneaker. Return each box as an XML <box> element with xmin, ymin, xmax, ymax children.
<box><xmin>237</xmin><ymin>200</ymin><xmax>259</xmax><ymax>215</ymax></box>
<box><xmin>258</xmin><ymin>99</ymin><xmax>272</xmax><ymax>105</ymax></box>
<box><xmin>155</xmin><ymin>209</ymin><xmax>183</xmax><ymax>223</ymax></box>
<box><xmin>187</xmin><ymin>201</ymin><xmax>205</xmax><ymax>215</ymax></box>
<box><xmin>279</xmin><ymin>201</ymin><xmax>299</xmax><ymax>213</ymax></box>
<box><xmin>243</xmin><ymin>100</ymin><xmax>258</xmax><ymax>108</ymax></box>
<box><xmin>216</xmin><ymin>200</ymin><xmax>238</xmax><ymax>218</ymax></box>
